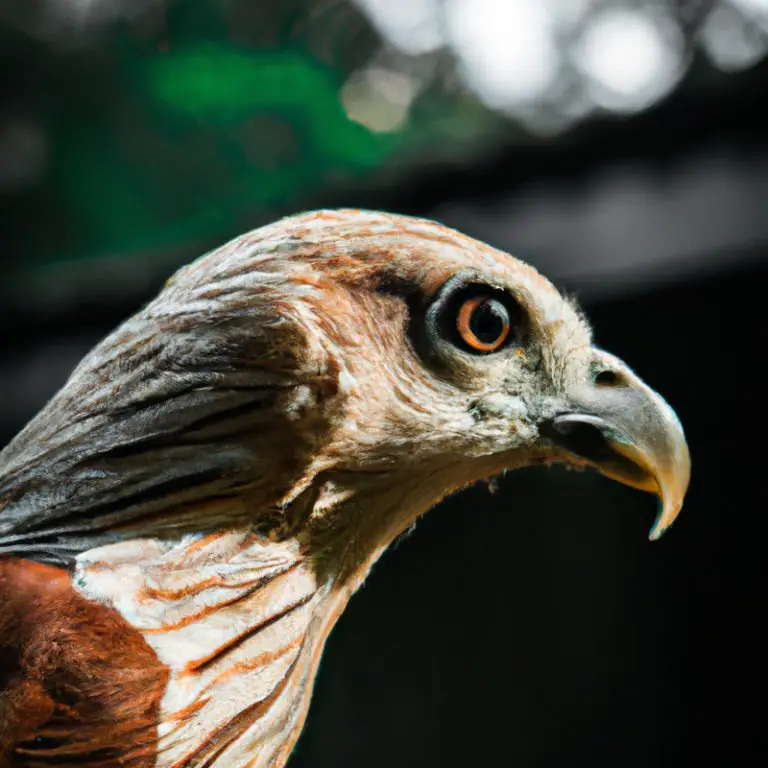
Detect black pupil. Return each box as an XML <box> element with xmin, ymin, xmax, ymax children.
<box><xmin>470</xmin><ymin>298</ymin><xmax>508</xmax><ymax>344</ymax></box>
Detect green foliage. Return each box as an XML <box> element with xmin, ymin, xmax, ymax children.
<box><xmin>48</xmin><ymin>3</ymin><xmax>402</xmax><ymax>264</ymax></box>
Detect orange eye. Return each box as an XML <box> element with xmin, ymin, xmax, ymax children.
<box><xmin>456</xmin><ymin>294</ymin><xmax>512</xmax><ymax>353</ymax></box>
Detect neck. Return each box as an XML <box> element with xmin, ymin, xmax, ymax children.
<box><xmin>74</xmin><ymin>530</ymin><xmax>352</xmax><ymax>768</ymax></box>
<box><xmin>300</xmin><ymin>460</ymin><xmax>508</xmax><ymax>586</ymax></box>
<box><xmin>70</xmin><ymin>464</ymin><xmax>489</xmax><ymax>766</ymax></box>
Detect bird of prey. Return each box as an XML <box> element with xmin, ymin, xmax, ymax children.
<box><xmin>0</xmin><ymin>209</ymin><xmax>689</xmax><ymax>767</ymax></box>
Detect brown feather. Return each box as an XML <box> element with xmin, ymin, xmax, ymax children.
<box><xmin>0</xmin><ymin>559</ymin><xmax>168</xmax><ymax>766</ymax></box>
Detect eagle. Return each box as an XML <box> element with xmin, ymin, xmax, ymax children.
<box><xmin>0</xmin><ymin>209</ymin><xmax>689</xmax><ymax>767</ymax></box>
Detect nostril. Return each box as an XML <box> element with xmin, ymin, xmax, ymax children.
<box><xmin>594</xmin><ymin>369</ymin><xmax>623</xmax><ymax>387</ymax></box>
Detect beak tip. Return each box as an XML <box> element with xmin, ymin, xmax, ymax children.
<box><xmin>648</xmin><ymin>526</ymin><xmax>664</xmax><ymax>542</ymax></box>
<box><xmin>648</xmin><ymin>497</ymin><xmax>684</xmax><ymax>542</ymax></box>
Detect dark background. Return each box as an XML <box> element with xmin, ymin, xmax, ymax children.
<box><xmin>0</xmin><ymin>1</ymin><xmax>761</xmax><ymax>766</ymax></box>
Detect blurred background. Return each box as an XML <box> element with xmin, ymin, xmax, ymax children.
<box><xmin>0</xmin><ymin>0</ymin><xmax>760</xmax><ymax>766</ymax></box>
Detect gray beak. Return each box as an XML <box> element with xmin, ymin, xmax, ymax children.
<box><xmin>542</xmin><ymin>356</ymin><xmax>690</xmax><ymax>540</ymax></box>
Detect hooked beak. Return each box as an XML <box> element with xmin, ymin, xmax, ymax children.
<box><xmin>541</xmin><ymin>357</ymin><xmax>691</xmax><ymax>540</ymax></box>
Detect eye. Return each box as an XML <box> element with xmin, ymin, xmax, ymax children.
<box><xmin>421</xmin><ymin>276</ymin><xmax>526</xmax><ymax>362</ymax></box>
<box><xmin>456</xmin><ymin>295</ymin><xmax>512</xmax><ymax>353</ymax></box>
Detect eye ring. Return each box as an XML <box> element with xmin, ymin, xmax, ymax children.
<box><xmin>456</xmin><ymin>294</ymin><xmax>512</xmax><ymax>353</ymax></box>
